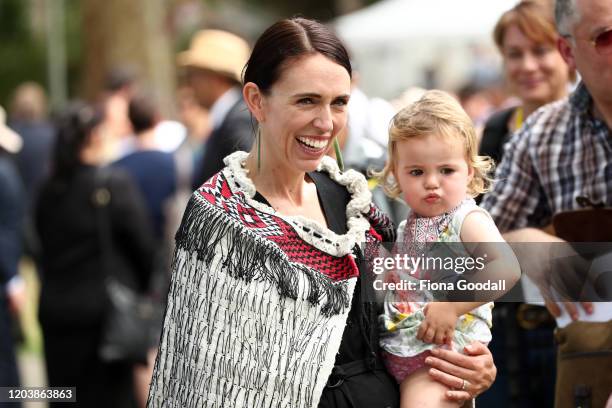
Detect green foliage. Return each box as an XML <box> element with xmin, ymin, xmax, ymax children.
<box><xmin>0</xmin><ymin>0</ymin><xmax>82</xmax><ymax>110</ymax></box>
<box><xmin>0</xmin><ymin>0</ymin><xmax>46</xmax><ymax>108</ymax></box>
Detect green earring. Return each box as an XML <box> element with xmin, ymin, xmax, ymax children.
<box><xmin>333</xmin><ymin>138</ymin><xmax>344</xmax><ymax>172</ymax></box>
<box><xmin>257</xmin><ymin>127</ymin><xmax>262</xmax><ymax>172</ymax></box>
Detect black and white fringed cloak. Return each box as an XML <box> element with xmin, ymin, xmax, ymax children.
<box><xmin>148</xmin><ymin>151</ymin><xmax>390</xmax><ymax>408</ymax></box>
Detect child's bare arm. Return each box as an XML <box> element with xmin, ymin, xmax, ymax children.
<box><xmin>460</xmin><ymin>211</ymin><xmax>521</xmax><ymax>301</ymax></box>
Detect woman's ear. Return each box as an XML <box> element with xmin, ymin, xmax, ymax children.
<box><xmin>243</xmin><ymin>82</ymin><xmax>265</xmax><ymax>122</ymax></box>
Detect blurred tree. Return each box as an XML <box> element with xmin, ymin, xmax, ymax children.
<box><xmin>80</xmin><ymin>0</ymin><xmax>176</xmax><ymax>115</ymax></box>
<box><xmin>0</xmin><ymin>0</ymin><xmax>46</xmax><ymax>109</ymax></box>
<box><xmin>201</xmin><ymin>0</ymin><xmax>379</xmax><ymax>23</ymax></box>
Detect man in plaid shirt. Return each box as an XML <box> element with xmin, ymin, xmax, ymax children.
<box><xmin>482</xmin><ymin>0</ymin><xmax>612</xmax><ymax>405</ymax></box>
<box><xmin>483</xmin><ymin>0</ymin><xmax>612</xmax><ymax>315</ymax></box>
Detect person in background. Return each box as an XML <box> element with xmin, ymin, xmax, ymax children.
<box><xmin>8</xmin><ymin>82</ymin><xmax>55</xmax><ymax>212</ymax></box>
<box><xmin>0</xmin><ymin>106</ymin><xmax>24</xmax><ymax>406</ymax></box>
<box><xmin>8</xmin><ymin>82</ymin><xmax>55</xmax><ymax>259</ymax></box>
<box><xmin>113</xmin><ymin>90</ymin><xmax>177</xmax><ymax>408</ymax></box>
<box><xmin>477</xmin><ymin>2</ymin><xmax>575</xmax><ymax>406</ymax></box>
<box><xmin>480</xmin><ymin>0</ymin><xmax>573</xmax><ymax>166</ymax></box>
<box><xmin>114</xmin><ymin>90</ymin><xmax>177</xmax><ymax>241</ymax></box>
<box><xmin>337</xmin><ymin>73</ymin><xmax>402</xmax><ymax>225</ymax></box>
<box><xmin>36</xmin><ymin>102</ymin><xmax>155</xmax><ymax>408</ymax></box>
<box><xmin>99</xmin><ymin>67</ymin><xmax>138</xmax><ymax>161</ymax></box>
<box><xmin>482</xmin><ymin>0</ymin><xmax>612</xmax><ymax>405</ymax></box>
<box><xmin>178</xmin><ymin>29</ymin><xmax>254</xmax><ymax>188</ymax></box>
<box><xmin>176</xmin><ymin>86</ymin><xmax>211</xmax><ymax>163</ymax></box>
<box><xmin>456</xmin><ymin>81</ymin><xmax>495</xmax><ymax>137</ymax></box>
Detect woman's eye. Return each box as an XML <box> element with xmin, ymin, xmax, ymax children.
<box><xmin>332</xmin><ymin>98</ymin><xmax>348</xmax><ymax>107</ymax></box>
<box><xmin>533</xmin><ymin>46</ymin><xmax>551</xmax><ymax>57</ymax></box>
<box><xmin>440</xmin><ymin>168</ymin><xmax>455</xmax><ymax>175</ymax></box>
<box><xmin>409</xmin><ymin>169</ymin><xmax>423</xmax><ymax>176</ymax></box>
<box><xmin>505</xmin><ymin>49</ymin><xmax>522</xmax><ymax>60</ymax></box>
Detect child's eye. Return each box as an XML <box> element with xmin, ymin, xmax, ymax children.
<box><xmin>440</xmin><ymin>168</ymin><xmax>455</xmax><ymax>175</ymax></box>
<box><xmin>409</xmin><ymin>169</ymin><xmax>423</xmax><ymax>176</ymax></box>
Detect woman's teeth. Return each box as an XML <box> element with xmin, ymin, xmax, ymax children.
<box><xmin>297</xmin><ymin>137</ymin><xmax>327</xmax><ymax>149</ymax></box>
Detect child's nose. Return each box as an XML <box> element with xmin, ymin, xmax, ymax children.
<box><xmin>424</xmin><ymin>174</ymin><xmax>439</xmax><ymax>189</ymax></box>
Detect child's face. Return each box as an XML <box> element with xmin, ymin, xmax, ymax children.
<box><xmin>393</xmin><ymin>134</ymin><xmax>473</xmax><ymax>217</ymax></box>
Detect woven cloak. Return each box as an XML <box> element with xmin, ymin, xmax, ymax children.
<box><xmin>147</xmin><ymin>151</ymin><xmax>385</xmax><ymax>408</ymax></box>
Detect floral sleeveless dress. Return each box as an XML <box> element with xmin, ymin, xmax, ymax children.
<box><xmin>379</xmin><ymin>198</ymin><xmax>493</xmax><ymax>383</ymax></box>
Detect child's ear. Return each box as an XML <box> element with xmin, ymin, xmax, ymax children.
<box><xmin>467</xmin><ymin>165</ymin><xmax>475</xmax><ymax>182</ymax></box>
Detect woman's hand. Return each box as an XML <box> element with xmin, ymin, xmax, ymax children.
<box><xmin>424</xmin><ymin>342</ymin><xmax>496</xmax><ymax>402</ymax></box>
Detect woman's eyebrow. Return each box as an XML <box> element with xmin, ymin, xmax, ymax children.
<box><xmin>292</xmin><ymin>92</ymin><xmax>321</xmax><ymax>98</ymax></box>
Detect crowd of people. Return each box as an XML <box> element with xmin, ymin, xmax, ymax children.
<box><xmin>1</xmin><ymin>0</ymin><xmax>611</xmax><ymax>407</ymax></box>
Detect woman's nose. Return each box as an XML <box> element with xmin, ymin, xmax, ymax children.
<box><xmin>313</xmin><ymin>107</ymin><xmax>333</xmax><ymax>134</ymax></box>
<box><xmin>520</xmin><ymin>53</ymin><xmax>538</xmax><ymax>71</ymax></box>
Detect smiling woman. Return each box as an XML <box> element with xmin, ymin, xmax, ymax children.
<box><xmin>480</xmin><ymin>0</ymin><xmax>573</xmax><ymax>166</ymax></box>
<box><xmin>147</xmin><ymin>17</ymin><xmax>497</xmax><ymax>408</ymax></box>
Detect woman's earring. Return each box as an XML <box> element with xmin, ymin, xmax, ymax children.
<box><xmin>333</xmin><ymin>138</ymin><xmax>344</xmax><ymax>171</ymax></box>
<box><xmin>257</xmin><ymin>127</ymin><xmax>262</xmax><ymax>172</ymax></box>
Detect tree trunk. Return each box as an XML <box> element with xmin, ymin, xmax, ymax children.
<box><xmin>80</xmin><ymin>0</ymin><xmax>176</xmax><ymax>116</ymax></box>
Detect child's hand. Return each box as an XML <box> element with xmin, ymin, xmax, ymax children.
<box><xmin>416</xmin><ymin>302</ymin><xmax>459</xmax><ymax>345</ymax></box>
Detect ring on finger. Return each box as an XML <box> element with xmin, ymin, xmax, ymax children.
<box><xmin>461</xmin><ymin>379</ymin><xmax>468</xmax><ymax>391</ymax></box>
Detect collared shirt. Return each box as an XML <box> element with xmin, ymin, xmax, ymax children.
<box><xmin>481</xmin><ymin>82</ymin><xmax>612</xmax><ymax>232</ymax></box>
<box><xmin>209</xmin><ymin>87</ymin><xmax>242</xmax><ymax>130</ymax></box>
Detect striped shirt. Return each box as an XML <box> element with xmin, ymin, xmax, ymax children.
<box><xmin>481</xmin><ymin>82</ymin><xmax>612</xmax><ymax>232</ymax></box>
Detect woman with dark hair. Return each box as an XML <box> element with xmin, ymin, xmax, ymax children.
<box><xmin>36</xmin><ymin>102</ymin><xmax>155</xmax><ymax>407</ymax></box>
<box><xmin>148</xmin><ymin>18</ymin><xmax>496</xmax><ymax>408</ymax></box>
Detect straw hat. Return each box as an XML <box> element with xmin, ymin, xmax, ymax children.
<box><xmin>0</xmin><ymin>106</ymin><xmax>22</xmax><ymax>154</ymax></box>
<box><xmin>178</xmin><ymin>29</ymin><xmax>250</xmax><ymax>83</ymax></box>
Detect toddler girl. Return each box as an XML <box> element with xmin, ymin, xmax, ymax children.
<box><xmin>377</xmin><ymin>90</ymin><xmax>520</xmax><ymax>407</ymax></box>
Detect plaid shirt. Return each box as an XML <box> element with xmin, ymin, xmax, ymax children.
<box><xmin>481</xmin><ymin>82</ymin><xmax>612</xmax><ymax>232</ymax></box>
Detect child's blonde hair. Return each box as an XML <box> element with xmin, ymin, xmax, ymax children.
<box><xmin>378</xmin><ymin>90</ymin><xmax>494</xmax><ymax>198</ymax></box>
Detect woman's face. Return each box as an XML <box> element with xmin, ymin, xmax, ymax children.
<box><xmin>501</xmin><ymin>24</ymin><xmax>570</xmax><ymax>106</ymax></box>
<box><xmin>258</xmin><ymin>53</ymin><xmax>351</xmax><ymax>173</ymax></box>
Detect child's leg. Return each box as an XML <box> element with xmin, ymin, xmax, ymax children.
<box><xmin>399</xmin><ymin>367</ymin><xmax>462</xmax><ymax>408</ymax></box>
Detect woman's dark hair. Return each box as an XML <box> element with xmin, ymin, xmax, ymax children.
<box><xmin>51</xmin><ymin>101</ymin><xmax>104</xmax><ymax>181</ymax></box>
<box><xmin>243</xmin><ymin>17</ymin><xmax>352</xmax><ymax>94</ymax></box>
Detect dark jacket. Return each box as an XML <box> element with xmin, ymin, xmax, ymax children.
<box><xmin>0</xmin><ymin>154</ymin><xmax>23</xmax><ymax>286</ymax></box>
<box><xmin>193</xmin><ymin>98</ymin><xmax>254</xmax><ymax>189</ymax></box>
<box><xmin>479</xmin><ymin>107</ymin><xmax>515</xmax><ymax>167</ymax></box>
<box><xmin>36</xmin><ymin>166</ymin><xmax>156</xmax><ymax>329</ymax></box>
<box><xmin>0</xmin><ymin>152</ymin><xmax>22</xmax><ymax>396</ymax></box>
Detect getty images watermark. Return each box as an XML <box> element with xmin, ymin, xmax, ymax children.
<box><xmin>362</xmin><ymin>241</ymin><xmax>612</xmax><ymax>303</ymax></box>
<box><xmin>371</xmin><ymin>252</ymin><xmax>508</xmax><ymax>292</ymax></box>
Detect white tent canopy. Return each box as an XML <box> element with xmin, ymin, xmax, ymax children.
<box><xmin>334</xmin><ymin>0</ymin><xmax>520</xmax><ymax>99</ymax></box>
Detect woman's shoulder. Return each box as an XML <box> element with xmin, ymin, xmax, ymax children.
<box><xmin>317</xmin><ymin>156</ymin><xmax>371</xmax><ymax>209</ymax></box>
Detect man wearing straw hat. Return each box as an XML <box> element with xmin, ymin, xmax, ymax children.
<box><xmin>179</xmin><ymin>29</ymin><xmax>254</xmax><ymax>188</ymax></box>
<box><xmin>0</xmin><ymin>105</ymin><xmax>24</xmax><ymax>394</ymax></box>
